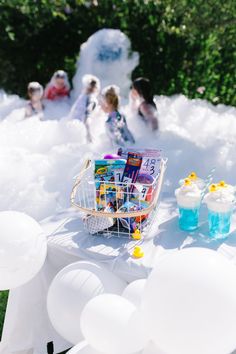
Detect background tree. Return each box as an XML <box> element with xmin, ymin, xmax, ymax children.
<box><xmin>0</xmin><ymin>0</ymin><xmax>235</xmax><ymax>105</ymax></box>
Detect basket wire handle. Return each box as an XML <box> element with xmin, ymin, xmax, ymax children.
<box><xmin>71</xmin><ymin>159</ymin><xmax>92</xmax><ymax>206</ymax></box>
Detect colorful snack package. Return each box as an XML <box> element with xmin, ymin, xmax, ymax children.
<box><xmin>118</xmin><ymin>147</ymin><xmax>162</xmax><ymax>178</ymax></box>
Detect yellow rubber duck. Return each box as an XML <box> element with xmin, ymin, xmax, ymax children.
<box><xmin>209</xmin><ymin>184</ymin><xmax>219</xmax><ymax>192</ymax></box>
<box><xmin>188</xmin><ymin>172</ymin><xmax>197</xmax><ymax>180</ymax></box>
<box><xmin>217</xmin><ymin>180</ymin><xmax>228</xmax><ymax>188</ymax></box>
<box><xmin>132</xmin><ymin>246</ymin><xmax>144</xmax><ymax>259</ymax></box>
<box><xmin>132</xmin><ymin>229</ymin><xmax>141</xmax><ymax>240</ymax></box>
<box><xmin>184</xmin><ymin>178</ymin><xmax>192</xmax><ymax>186</ymax></box>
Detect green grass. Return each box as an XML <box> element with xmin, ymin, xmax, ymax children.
<box><xmin>0</xmin><ymin>291</ymin><xmax>8</xmax><ymax>340</ymax></box>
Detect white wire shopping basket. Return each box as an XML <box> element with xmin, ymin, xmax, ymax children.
<box><xmin>71</xmin><ymin>158</ymin><xmax>167</xmax><ymax>238</ymax></box>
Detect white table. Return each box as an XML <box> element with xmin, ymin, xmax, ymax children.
<box><xmin>1</xmin><ymin>203</ymin><xmax>236</xmax><ymax>354</ymax></box>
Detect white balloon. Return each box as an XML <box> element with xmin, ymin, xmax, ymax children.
<box><xmin>67</xmin><ymin>341</ymin><xmax>143</xmax><ymax>354</ymax></box>
<box><xmin>67</xmin><ymin>340</ymin><xmax>104</xmax><ymax>354</ymax></box>
<box><xmin>81</xmin><ymin>294</ymin><xmax>148</xmax><ymax>354</ymax></box>
<box><xmin>0</xmin><ymin>211</ymin><xmax>47</xmax><ymax>290</ymax></box>
<box><xmin>142</xmin><ymin>341</ymin><xmax>166</xmax><ymax>354</ymax></box>
<box><xmin>122</xmin><ymin>279</ymin><xmax>146</xmax><ymax>307</ymax></box>
<box><xmin>142</xmin><ymin>248</ymin><xmax>236</xmax><ymax>354</ymax></box>
<box><xmin>47</xmin><ymin>261</ymin><xmax>126</xmax><ymax>344</ymax></box>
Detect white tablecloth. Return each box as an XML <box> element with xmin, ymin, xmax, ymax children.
<box><xmin>1</xmin><ymin>203</ymin><xmax>236</xmax><ymax>354</ymax></box>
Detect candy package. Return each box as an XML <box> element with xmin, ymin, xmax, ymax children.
<box><xmin>118</xmin><ymin>199</ymin><xmax>149</xmax><ymax>232</ymax></box>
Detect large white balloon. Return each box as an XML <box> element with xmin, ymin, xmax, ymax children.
<box><xmin>67</xmin><ymin>341</ymin><xmax>144</xmax><ymax>354</ymax></box>
<box><xmin>0</xmin><ymin>211</ymin><xmax>47</xmax><ymax>290</ymax></box>
<box><xmin>122</xmin><ymin>279</ymin><xmax>146</xmax><ymax>308</ymax></box>
<box><xmin>142</xmin><ymin>341</ymin><xmax>166</xmax><ymax>354</ymax></box>
<box><xmin>142</xmin><ymin>248</ymin><xmax>236</xmax><ymax>354</ymax></box>
<box><xmin>81</xmin><ymin>294</ymin><xmax>148</xmax><ymax>354</ymax></box>
<box><xmin>47</xmin><ymin>261</ymin><xmax>126</xmax><ymax>345</ymax></box>
<box><xmin>67</xmin><ymin>340</ymin><xmax>104</xmax><ymax>354</ymax></box>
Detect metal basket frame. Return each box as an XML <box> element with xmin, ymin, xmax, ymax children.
<box><xmin>71</xmin><ymin>158</ymin><xmax>167</xmax><ymax>237</ymax></box>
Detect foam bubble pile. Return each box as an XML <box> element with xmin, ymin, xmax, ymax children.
<box><xmin>0</xmin><ymin>28</ymin><xmax>236</xmax><ymax>221</ymax></box>
<box><xmin>72</xmin><ymin>29</ymin><xmax>139</xmax><ymax>100</ymax></box>
<box><xmin>0</xmin><ymin>92</ymin><xmax>235</xmax><ymax>221</ymax></box>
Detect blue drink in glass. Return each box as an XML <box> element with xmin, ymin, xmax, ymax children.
<box><xmin>175</xmin><ymin>179</ymin><xmax>202</xmax><ymax>232</ymax></box>
<box><xmin>178</xmin><ymin>205</ymin><xmax>200</xmax><ymax>231</ymax></box>
<box><xmin>208</xmin><ymin>209</ymin><xmax>232</xmax><ymax>239</ymax></box>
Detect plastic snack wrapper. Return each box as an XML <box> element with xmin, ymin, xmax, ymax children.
<box><xmin>118</xmin><ymin>199</ymin><xmax>149</xmax><ymax>232</ymax></box>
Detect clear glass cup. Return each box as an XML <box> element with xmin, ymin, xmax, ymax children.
<box><xmin>207</xmin><ymin>207</ymin><xmax>233</xmax><ymax>239</ymax></box>
<box><xmin>178</xmin><ymin>204</ymin><xmax>200</xmax><ymax>231</ymax></box>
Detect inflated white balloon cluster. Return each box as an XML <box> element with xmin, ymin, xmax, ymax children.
<box><xmin>0</xmin><ymin>211</ymin><xmax>47</xmax><ymax>290</ymax></box>
<box><xmin>1</xmin><ymin>211</ymin><xmax>236</xmax><ymax>354</ymax></box>
<box><xmin>47</xmin><ymin>248</ymin><xmax>236</xmax><ymax>354</ymax></box>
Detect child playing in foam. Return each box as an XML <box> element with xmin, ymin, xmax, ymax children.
<box><xmin>100</xmin><ymin>85</ymin><xmax>135</xmax><ymax>146</ymax></box>
<box><xmin>44</xmin><ymin>70</ymin><xmax>70</xmax><ymax>101</ymax></box>
<box><xmin>25</xmin><ymin>82</ymin><xmax>44</xmax><ymax>118</ymax></box>
<box><xmin>130</xmin><ymin>77</ymin><xmax>158</xmax><ymax>131</ymax></box>
<box><xmin>69</xmin><ymin>75</ymin><xmax>100</xmax><ymax>142</ymax></box>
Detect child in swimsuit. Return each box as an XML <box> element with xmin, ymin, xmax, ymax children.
<box><xmin>100</xmin><ymin>85</ymin><xmax>135</xmax><ymax>146</ymax></box>
<box><xmin>69</xmin><ymin>74</ymin><xmax>100</xmax><ymax>142</ymax></box>
<box><xmin>25</xmin><ymin>82</ymin><xmax>44</xmax><ymax>118</ymax></box>
<box><xmin>44</xmin><ymin>70</ymin><xmax>70</xmax><ymax>101</ymax></box>
<box><xmin>130</xmin><ymin>77</ymin><xmax>158</xmax><ymax>131</ymax></box>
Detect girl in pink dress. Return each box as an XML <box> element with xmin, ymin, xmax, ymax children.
<box><xmin>44</xmin><ymin>70</ymin><xmax>70</xmax><ymax>101</ymax></box>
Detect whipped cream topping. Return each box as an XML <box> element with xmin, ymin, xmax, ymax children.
<box><xmin>179</xmin><ymin>177</ymin><xmax>205</xmax><ymax>190</ymax></box>
<box><xmin>204</xmin><ymin>186</ymin><xmax>235</xmax><ymax>213</ymax></box>
<box><xmin>175</xmin><ymin>183</ymin><xmax>202</xmax><ymax>209</ymax></box>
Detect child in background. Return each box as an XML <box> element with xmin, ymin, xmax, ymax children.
<box><xmin>130</xmin><ymin>77</ymin><xmax>158</xmax><ymax>131</ymax></box>
<box><xmin>100</xmin><ymin>85</ymin><xmax>135</xmax><ymax>146</ymax></box>
<box><xmin>44</xmin><ymin>70</ymin><xmax>70</xmax><ymax>101</ymax></box>
<box><xmin>69</xmin><ymin>74</ymin><xmax>100</xmax><ymax>142</ymax></box>
<box><xmin>25</xmin><ymin>82</ymin><xmax>44</xmax><ymax>117</ymax></box>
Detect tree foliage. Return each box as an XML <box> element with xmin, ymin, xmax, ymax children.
<box><xmin>0</xmin><ymin>291</ymin><xmax>8</xmax><ymax>339</ymax></box>
<box><xmin>0</xmin><ymin>0</ymin><xmax>235</xmax><ymax>105</ymax></box>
